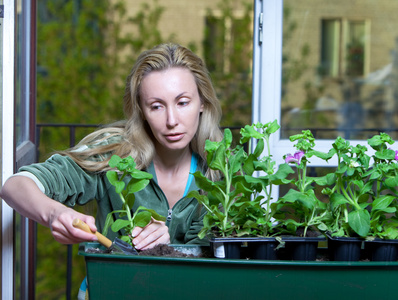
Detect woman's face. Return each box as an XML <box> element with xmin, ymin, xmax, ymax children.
<box><xmin>139</xmin><ymin>67</ymin><xmax>203</xmax><ymax>153</ymax></box>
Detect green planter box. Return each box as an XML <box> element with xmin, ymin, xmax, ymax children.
<box><xmin>79</xmin><ymin>243</ymin><xmax>398</xmax><ymax>299</ymax></box>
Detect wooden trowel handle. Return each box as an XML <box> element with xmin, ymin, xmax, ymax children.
<box><xmin>72</xmin><ymin>218</ymin><xmax>113</xmax><ymax>248</ymax></box>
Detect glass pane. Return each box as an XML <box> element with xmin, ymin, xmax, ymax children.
<box><xmin>281</xmin><ymin>0</ymin><xmax>398</xmax><ymax>140</ymax></box>
<box><xmin>15</xmin><ymin>0</ymin><xmax>30</xmax><ymax>146</ymax></box>
<box><xmin>321</xmin><ymin>20</ymin><xmax>340</xmax><ymax>77</ymax></box>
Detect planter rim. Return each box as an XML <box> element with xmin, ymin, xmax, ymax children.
<box><xmin>209</xmin><ymin>236</ymin><xmax>278</xmax><ymax>243</ymax></box>
<box><xmin>79</xmin><ymin>242</ymin><xmax>398</xmax><ymax>266</ymax></box>
<box><xmin>365</xmin><ymin>238</ymin><xmax>398</xmax><ymax>244</ymax></box>
<box><xmin>326</xmin><ymin>232</ymin><xmax>364</xmax><ymax>242</ymax></box>
<box><xmin>282</xmin><ymin>236</ymin><xmax>326</xmax><ymax>242</ymax></box>
<box><xmin>209</xmin><ymin>235</ymin><xmax>326</xmax><ymax>243</ymax></box>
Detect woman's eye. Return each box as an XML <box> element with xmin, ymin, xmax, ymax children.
<box><xmin>178</xmin><ymin>99</ymin><xmax>190</xmax><ymax>107</ymax></box>
<box><xmin>150</xmin><ymin>104</ymin><xmax>162</xmax><ymax>110</ymax></box>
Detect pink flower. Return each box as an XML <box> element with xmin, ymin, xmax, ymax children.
<box><xmin>285</xmin><ymin>151</ymin><xmax>305</xmax><ymax>165</ymax></box>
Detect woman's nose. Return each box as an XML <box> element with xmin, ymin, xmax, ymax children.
<box><xmin>166</xmin><ymin>107</ymin><xmax>178</xmax><ymax>127</ymax></box>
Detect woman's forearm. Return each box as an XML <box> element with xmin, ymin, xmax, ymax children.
<box><xmin>0</xmin><ymin>175</ymin><xmax>66</xmax><ymax>227</ymax></box>
<box><xmin>0</xmin><ymin>175</ymin><xmax>98</xmax><ymax>244</ymax></box>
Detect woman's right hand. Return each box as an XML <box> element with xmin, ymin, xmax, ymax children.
<box><xmin>48</xmin><ymin>207</ymin><xmax>98</xmax><ymax>244</ymax></box>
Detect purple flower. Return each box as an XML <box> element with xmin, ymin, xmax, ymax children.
<box><xmin>285</xmin><ymin>151</ymin><xmax>305</xmax><ymax>165</ymax></box>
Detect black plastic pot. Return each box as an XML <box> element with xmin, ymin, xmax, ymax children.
<box><xmin>209</xmin><ymin>236</ymin><xmax>280</xmax><ymax>259</ymax></box>
<box><xmin>248</xmin><ymin>238</ymin><xmax>280</xmax><ymax>260</ymax></box>
<box><xmin>365</xmin><ymin>238</ymin><xmax>398</xmax><ymax>261</ymax></box>
<box><xmin>282</xmin><ymin>236</ymin><xmax>326</xmax><ymax>261</ymax></box>
<box><xmin>327</xmin><ymin>234</ymin><xmax>363</xmax><ymax>261</ymax></box>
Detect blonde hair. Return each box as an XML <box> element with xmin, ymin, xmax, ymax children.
<box><xmin>61</xmin><ymin>43</ymin><xmax>223</xmax><ymax>180</ymax></box>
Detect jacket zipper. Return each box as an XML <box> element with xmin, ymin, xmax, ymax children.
<box><xmin>167</xmin><ymin>209</ymin><xmax>173</xmax><ymax>222</ymax></box>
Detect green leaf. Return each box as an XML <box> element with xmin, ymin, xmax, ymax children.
<box><xmin>190</xmin><ymin>170</ymin><xmax>215</xmax><ymax>192</ymax></box>
<box><xmin>310</xmin><ymin>149</ymin><xmax>334</xmax><ymax>161</ymax></box>
<box><xmin>348</xmin><ymin>209</ymin><xmax>370</xmax><ymax>237</ymax></box>
<box><xmin>242</xmin><ymin>153</ymin><xmax>256</xmax><ymax>176</ymax></box>
<box><xmin>134</xmin><ymin>211</ymin><xmax>152</xmax><ymax>227</ymax></box>
<box><xmin>313</xmin><ymin>173</ymin><xmax>336</xmax><ymax>186</ymax></box>
<box><xmin>269</xmin><ymin>163</ymin><xmax>295</xmax><ymax>184</ymax></box>
<box><xmin>375</xmin><ymin>149</ymin><xmax>395</xmax><ymax>160</ymax></box>
<box><xmin>244</xmin><ymin>175</ymin><xmax>268</xmax><ymax>191</ymax></box>
<box><xmin>252</xmin><ymin>138</ymin><xmax>264</xmax><ymax>157</ymax></box>
<box><xmin>130</xmin><ymin>169</ymin><xmax>153</xmax><ymax>180</ymax></box>
<box><xmin>265</xmin><ymin>119</ymin><xmax>280</xmax><ymax>135</ymax></box>
<box><xmin>384</xmin><ymin>177</ymin><xmax>398</xmax><ymax>188</ymax></box>
<box><xmin>369</xmin><ymin>170</ymin><xmax>382</xmax><ymax>180</ymax></box>
<box><xmin>187</xmin><ymin>190</ymin><xmax>210</xmax><ymax>207</ymax></box>
<box><xmin>145</xmin><ymin>208</ymin><xmax>167</xmax><ymax>222</ymax></box>
<box><xmin>240</xmin><ymin>124</ymin><xmax>263</xmax><ymax>143</ymax></box>
<box><xmin>108</xmin><ymin>155</ymin><xmax>122</xmax><ymax>168</ymax></box>
<box><xmin>111</xmin><ymin>219</ymin><xmax>131</xmax><ymax>232</ymax></box>
<box><xmin>119</xmin><ymin>235</ymin><xmax>132</xmax><ymax>244</ymax></box>
<box><xmin>372</xmin><ymin>195</ymin><xmax>395</xmax><ymax>210</ymax></box>
<box><xmin>208</xmin><ymin>143</ymin><xmax>227</xmax><ymax>173</ymax></box>
<box><xmin>106</xmin><ymin>170</ymin><xmax>118</xmax><ymax>185</ymax></box>
<box><xmin>330</xmin><ymin>193</ymin><xmax>349</xmax><ymax>209</ymax></box>
<box><xmin>229</xmin><ymin>147</ymin><xmax>246</xmax><ymax>174</ymax></box>
<box><xmin>124</xmin><ymin>193</ymin><xmax>135</xmax><ymax>210</ymax></box>
<box><xmin>198</xmin><ymin>227</ymin><xmax>208</xmax><ymax>239</ymax></box>
<box><xmin>102</xmin><ymin>213</ymin><xmax>115</xmax><ymax>236</ymax></box>
<box><xmin>126</xmin><ymin>178</ymin><xmax>150</xmax><ymax>194</ymax></box>
<box><xmin>134</xmin><ymin>206</ymin><xmax>166</xmax><ymax>222</ymax></box>
<box><xmin>279</xmin><ymin>189</ymin><xmax>316</xmax><ymax>210</ymax></box>
<box><xmin>106</xmin><ymin>171</ymin><xmax>125</xmax><ymax>194</ymax></box>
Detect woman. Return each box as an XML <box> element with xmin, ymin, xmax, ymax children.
<box><xmin>0</xmin><ymin>43</ymin><xmax>223</xmax><ymax>251</ymax></box>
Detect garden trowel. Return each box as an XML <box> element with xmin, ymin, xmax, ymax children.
<box><xmin>72</xmin><ymin>218</ymin><xmax>138</xmax><ymax>255</ymax></box>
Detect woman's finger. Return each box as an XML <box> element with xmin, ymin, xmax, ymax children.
<box><xmin>133</xmin><ymin>221</ymin><xmax>170</xmax><ymax>250</ymax></box>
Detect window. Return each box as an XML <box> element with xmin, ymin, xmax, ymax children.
<box><xmin>253</xmin><ymin>0</ymin><xmax>398</xmax><ymax>199</ymax></box>
<box><xmin>203</xmin><ymin>6</ymin><xmax>254</xmax><ymax>127</ymax></box>
<box><xmin>277</xmin><ymin>1</ymin><xmax>396</xmax><ymax>141</ymax></box>
<box><xmin>321</xmin><ymin>19</ymin><xmax>368</xmax><ymax>78</ymax></box>
<box><xmin>321</xmin><ymin>19</ymin><xmax>341</xmax><ymax>77</ymax></box>
<box><xmin>204</xmin><ymin>14</ymin><xmax>252</xmax><ymax>74</ymax></box>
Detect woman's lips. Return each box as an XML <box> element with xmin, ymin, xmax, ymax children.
<box><xmin>165</xmin><ymin>133</ymin><xmax>184</xmax><ymax>142</ymax></box>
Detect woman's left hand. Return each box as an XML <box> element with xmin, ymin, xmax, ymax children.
<box><xmin>131</xmin><ymin>218</ymin><xmax>170</xmax><ymax>250</ymax></box>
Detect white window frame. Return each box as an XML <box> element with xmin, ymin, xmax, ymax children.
<box><xmin>252</xmin><ymin>0</ymin><xmax>372</xmax><ymax>199</ymax></box>
<box><xmin>2</xmin><ymin>0</ymin><xmax>36</xmax><ymax>298</ymax></box>
<box><xmin>2</xmin><ymin>1</ymin><xmax>16</xmax><ymax>299</ymax></box>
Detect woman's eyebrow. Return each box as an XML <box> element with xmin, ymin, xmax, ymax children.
<box><xmin>145</xmin><ymin>92</ymin><xmax>189</xmax><ymax>102</ymax></box>
<box><xmin>175</xmin><ymin>92</ymin><xmax>188</xmax><ymax>100</ymax></box>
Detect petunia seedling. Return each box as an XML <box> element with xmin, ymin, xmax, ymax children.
<box><xmin>103</xmin><ymin>155</ymin><xmax>166</xmax><ymax>245</ymax></box>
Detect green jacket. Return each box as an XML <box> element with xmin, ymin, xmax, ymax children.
<box><xmin>19</xmin><ymin>154</ymin><xmax>208</xmax><ymax>245</ymax></box>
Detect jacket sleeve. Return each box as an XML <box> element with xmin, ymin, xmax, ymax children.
<box><xmin>184</xmin><ymin>204</ymin><xmax>209</xmax><ymax>245</ymax></box>
<box><xmin>19</xmin><ymin>154</ymin><xmax>101</xmax><ymax>207</ymax></box>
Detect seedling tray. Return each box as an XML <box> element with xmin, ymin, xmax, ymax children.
<box><xmin>79</xmin><ymin>243</ymin><xmax>398</xmax><ymax>299</ymax></box>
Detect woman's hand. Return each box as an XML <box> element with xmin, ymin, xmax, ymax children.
<box><xmin>48</xmin><ymin>207</ymin><xmax>98</xmax><ymax>245</ymax></box>
<box><xmin>131</xmin><ymin>218</ymin><xmax>170</xmax><ymax>250</ymax></box>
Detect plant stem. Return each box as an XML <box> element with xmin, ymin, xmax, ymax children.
<box><xmin>223</xmin><ymin>156</ymin><xmax>231</xmax><ymax>236</ymax></box>
<box><xmin>119</xmin><ymin>171</ymin><xmax>133</xmax><ymax>223</ymax></box>
<box><xmin>119</xmin><ymin>194</ymin><xmax>133</xmax><ymax>220</ymax></box>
